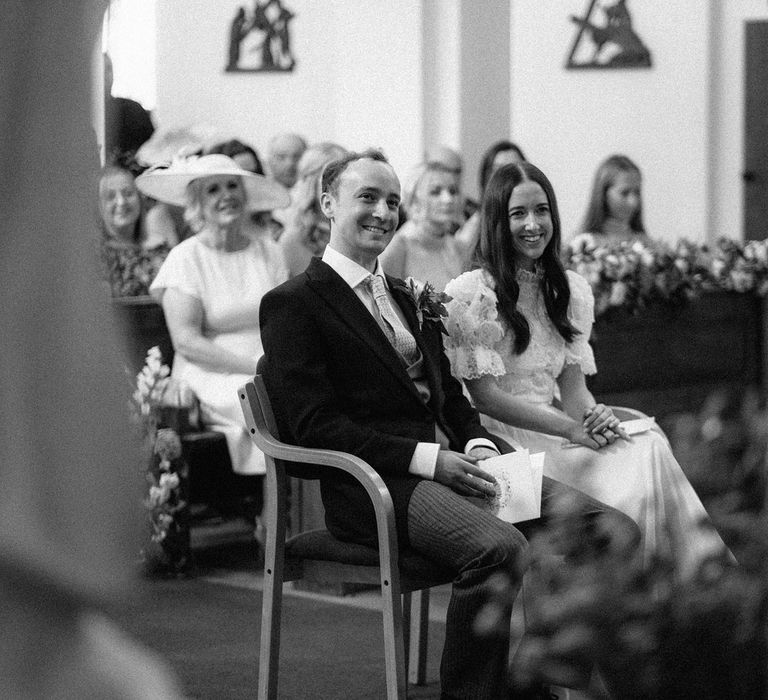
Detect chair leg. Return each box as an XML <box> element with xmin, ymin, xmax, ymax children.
<box><xmin>380</xmin><ymin>575</ymin><xmax>407</xmax><ymax>699</ymax></box>
<box><xmin>408</xmin><ymin>589</ymin><xmax>430</xmax><ymax>686</ymax></box>
<box><xmin>257</xmin><ymin>467</ymin><xmax>288</xmax><ymax>700</ymax></box>
<box><xmin>258</xmin><ymin>543</ymin><xmax>283</xmax><ymax>700</ymax></box>
<box><xmin>402</xmin><ymin>592</ymin><xmax>411</xmax><ymax>682</ymax></box>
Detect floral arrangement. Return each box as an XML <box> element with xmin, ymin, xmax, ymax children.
<box><xmin>101</xmin><ymin>241</ymin><xmax>169</xmax><ymax>297</ymax></box>
<box><xmin>131</xmin><ymin>346</ymin><xmax>191</xmax><ymax>576</ymax></box>
<box><xmin>564</xmin><ymin>234</ymin><xmax>768</xmax><ymax>319</ymax></box>
<box><xmin>394</xmin><ymin>276</ymin><xmax>452</xmax><ymax>332</ymax></box>
<box><xmin>475</xmin><ymin>388</ymin><xmax>768</xmax><ymax>698</ymax></box>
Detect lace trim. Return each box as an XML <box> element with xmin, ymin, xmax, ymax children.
<box><xmin>446</xmin><ymin>345</ymin><xmax>507</xmax><ymax>381</ymax></box>
<box><xmin>515</xmin><ymin>266</ymin><xmax>544</xmax><ymax>284</ymax></box>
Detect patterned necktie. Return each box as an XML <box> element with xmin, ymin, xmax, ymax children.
<box><xmin>367</xmin><ymin>274</ymin><xmax>419</xmax><ymax>364</ymax></box>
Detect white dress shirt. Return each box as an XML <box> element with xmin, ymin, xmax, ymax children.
<box><xmin>322</xmin><ymin>245</ymin><xmax>498</xmax><ymax>479</ymax></box>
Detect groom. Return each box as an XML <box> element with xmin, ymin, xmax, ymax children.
<box><xmin>259</xmin><ymin>149</ymin><xmax>633</xmax><ymax>699</ymax></box>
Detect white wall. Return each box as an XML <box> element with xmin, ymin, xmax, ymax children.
<box><xmin>510</xmin><ymin>1</ymin><xmax>712</xmax><ymax>244</ymax></box>
<box><xmin>155</xmin><ymin>0</ymin><xmax>423</xmax><ymax>177</ymax></box>
<box><xmin>152</xmin><ymin>1</ymin><xmax>767</xmax><ymax>243</ymax></box>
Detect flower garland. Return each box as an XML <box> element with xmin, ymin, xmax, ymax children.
<box><xmin>130</xmin><ymin>346</ymin><xmax>192</xmax><ymax>576</ymax></box>
<box><xmin>564</xmin><ymin>234</ymin><xmax>768</xmax><ymax>318</ymax></box>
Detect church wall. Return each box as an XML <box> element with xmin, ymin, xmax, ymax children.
<box><xmin>152</xmin><ymin>1</ymin><xmax>768</xmax><ymax>244</ymax></box>
<box><xmin>509</xmin><ymin>0</ymin><xmax>711</xmax><ymax>245</ymax></box>
<box><xmin>154</xmin><ymin>0</ymin><xmax>423</xmax><ymax>176</ymax></box>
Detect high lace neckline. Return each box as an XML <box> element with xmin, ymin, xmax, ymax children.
<box><xmin>515</xmin><ymin>266</ymin><xmax>544</xmax><ymax>284</ymax></box>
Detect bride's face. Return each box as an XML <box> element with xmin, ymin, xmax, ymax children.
<box><xmin>507</xmin><ymin>180</ymin><xmax>552</xmax><ymax>270</ymax></box>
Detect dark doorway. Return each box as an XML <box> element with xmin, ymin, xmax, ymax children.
<box><xmin>744</xmin><ymin>21</ymin><xmax>768</xmax><ymax>241</ymax></box>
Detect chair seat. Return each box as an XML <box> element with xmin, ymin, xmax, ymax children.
<box><xmin>286</xmin><ymin>529</ymin><xmax>455</xmax><ymax>588</ymax></box>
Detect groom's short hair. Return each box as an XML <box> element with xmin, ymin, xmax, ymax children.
<box><xmin>321</xmin><ymin>148</ymin><xmax>390</xmax><ymax>197</ymax></box>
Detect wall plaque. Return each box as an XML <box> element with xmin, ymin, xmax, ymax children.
<box><xmin>566</xmin><ymin>0</ymin><xmax>652</xmax><ymax>69</ymax></box>
<box><xmin>226</xmin><ymin>0</ymin><xmax>296</xmax><ymax>73</ymax></box>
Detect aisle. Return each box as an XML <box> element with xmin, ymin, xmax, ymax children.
<box><xmin>112</xmin><ymin>556</ymin><xmax>447</xmax><ymax>699</ymax></box>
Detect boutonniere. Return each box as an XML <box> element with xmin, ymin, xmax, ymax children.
<box><xmin>393</xmin><ymin>276</ymin><xmax>452</xmax><ymax>333</ymax></box>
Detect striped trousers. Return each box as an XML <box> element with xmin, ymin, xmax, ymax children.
<box><xmin>407</xmin><ymin>476</ymin><xmax>636</xmax><ymax>700</ymax></box>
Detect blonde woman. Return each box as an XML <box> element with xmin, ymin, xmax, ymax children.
<box><xmin>379</xmin><ymin>161</ymin><xmax>477</xmax><ymax>291</ymax></box>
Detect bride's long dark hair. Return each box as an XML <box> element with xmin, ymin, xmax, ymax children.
<box><xmin>475</xmin><ymin>161</ymin><xmax>578</xmax><ymax>354</ymax></box>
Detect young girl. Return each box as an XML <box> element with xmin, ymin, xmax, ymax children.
<box><xmin>444</xmin><ymin>161</ymin><xmax>729</xmax><ymax>576</ymax></box>
<box><xmin>580</xmin><ymin>154</ymin><xmax>645</xmax><ymax>243</ymax></box>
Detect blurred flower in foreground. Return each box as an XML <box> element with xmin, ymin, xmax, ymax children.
<box><xmin>475</xmin><ymin>388</ymin><xmax>768</xmax><ymax>698</ymax></box>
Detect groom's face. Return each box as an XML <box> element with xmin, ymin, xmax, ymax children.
<box><xmin>322</xmin><ymin>158</ymin><xmax>401</xmax><ymax>266</ymax></box>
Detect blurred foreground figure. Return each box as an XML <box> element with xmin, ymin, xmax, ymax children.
<box><xmin>0</xmin><ymin>3</ymin><xmax>181</xmax><ymax>697</ymax></box>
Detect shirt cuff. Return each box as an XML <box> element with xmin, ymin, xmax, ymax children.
<box><xmin>408</xmin><ymin>442</ymin><xmax>440</xmax><ymax>480</ymax></box>
<box><xmin>464</xmin><ymin>438</ymin><xmax>500</xmax><ymax>456</ymax></box>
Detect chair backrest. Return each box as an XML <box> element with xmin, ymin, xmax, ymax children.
<box><xmin>251</xmin><ymin>357</ymin><xmax>325</xmax><ymax>479</ymax></box>
<box><xmin>241</xmin><ymin>376</ymin><xmax>281</xmax><ymax>447</ymax></box>
<box><xmin>239</xmin><ymin>378</ymin><xmax>291</xmax><ymax>518</ymax></box>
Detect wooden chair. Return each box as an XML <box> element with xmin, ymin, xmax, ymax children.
<box><xmin>238</xmin><ymin>377</ymin><xmax>456</xmax><ymax>700</ymax></box>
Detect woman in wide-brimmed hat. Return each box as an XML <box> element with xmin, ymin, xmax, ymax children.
<box><xmin>139</xmin><ymin>154</ymin><xmax>290</xmax><ymax>537</ymax></box>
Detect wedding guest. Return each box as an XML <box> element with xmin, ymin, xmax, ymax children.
<box><xmin>138</xmin><ymin>154</ymin><xmax>290</xmax><ymax>541</ymax></box>
<box><xmin>137</xmin><ymin>127</ymin><xmax>211</xmax><ymax>249</ymax></box>
<box><xmin>424</xmin><ymin>143</ymin><xmax>479</xmax><ymax>220</ymax></box>
<box><xmin>478</xmin><ymin>139</ymin><xmax>527</xmax><ymax>197</ymax></box>
<box><xmin>379</xmin><ymin>161</ymin><xmax>477</xmax><ymax>291</ymax></box>
<box><xmin>98</xmin><ymin>163</ymin><xmax>147</xmax><ymax>248</ymax></box>
<box><xmin>103</xmin><ymin>53</ymin><xmax>154</xmax><ymax>162</ymax></box>
<box><xmin>277</xmin><ymin>140</ymin><xmax>348</xmax><ymax>276</ymax></box>
<box><xmin>97</xmin><ymin>163</ymin><xmax>172</xmax><ymax>298</ymax></box>
<box><xmin>259</xmin><ymin>148</ymin><xmax>635</xmax><ymax>699</ymax></box>
<box><xmin>579</xmin><ymin>154</ymin><xmax>646</xmax><ymax>243</ymax></box>
<box><xmin>460</xmin><ymin>140</ymin><xmax>529</xmax><ymax>256</ymax></box>
<box><xmin>209</xmin><ymin>138</ymin><xmax>282</xmax><ymax>239</ymax></box>
<box><xmin>266</xmin><ymin>131</ymin><xmax>307</xmax><ymax>189</ymax></box>
<box><xmin>208</xmin><ymin>138</ymin><xmax>265</xmax><ymax>175</ymax></box>
<box><xmin>444</xmin><ymin>161</ymin><xmax>730</xmax><ymax>577</ymax></box>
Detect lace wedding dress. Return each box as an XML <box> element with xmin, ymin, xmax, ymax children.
<box><xmin>444</xmin><ymin>267</ymin><xmax>729</xmax><ymax>574</ymax></box>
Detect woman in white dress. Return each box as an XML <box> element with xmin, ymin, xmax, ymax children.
<box><xmin>138</xmin><ymin>154</ymin><xmax>290</xmax><ymax>533</ymax></box>
<box><xmin>444</xmin><ymin>161</ymin><xmax>729</xmax><ymax>575</ymax></box>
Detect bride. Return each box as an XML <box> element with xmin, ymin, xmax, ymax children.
<box><xmin>443</xmin><ymin>161</ymin><xmax>729</xmax><ymax>575</ymax></box>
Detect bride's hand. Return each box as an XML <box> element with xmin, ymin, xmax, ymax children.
<box><xmin>583</xmin><ymin>405</ymin><xmax>629</xmax><ymax>441</ymax></box>
<box><xmin>566</xmin><ymin>422</ymin><xmax>610</xmax><ymax>450</ymax></box>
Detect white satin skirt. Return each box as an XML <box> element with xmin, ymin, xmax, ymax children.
<box><xmin>482</xmin><ymin>414</ymin><xmax>730</xmax><ymax>576</ymax></box>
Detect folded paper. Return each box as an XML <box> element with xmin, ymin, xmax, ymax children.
<box><xmin>476</xmin><ymin>449</ymin><xmax>544</xmax><ymax>524</ymax></box>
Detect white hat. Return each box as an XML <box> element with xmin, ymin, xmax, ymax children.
<box><xmin>135</xmin><ymin>154</ymin><xmax>290</xmax><ymax>211</ymax></box>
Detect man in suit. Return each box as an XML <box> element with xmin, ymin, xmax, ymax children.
<box><xmin>260</xmin><ymin>149</ymin><xmax>636</xmax><ymax>699</ymax></box>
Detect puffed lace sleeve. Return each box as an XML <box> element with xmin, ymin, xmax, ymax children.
<box><xmin>443</xmin><ymin>269</ymin><xmax>506</xmax><ymax>380</ymax></box>
<box><xmin>564</xmin><ymin>270</ymin><xmax>597</xmax><ymax>376</ymax></box>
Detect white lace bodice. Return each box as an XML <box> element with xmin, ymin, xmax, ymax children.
<box><xmin>444</xmin><ymin>267</ymin><xmax>596</xmax><ymax>405</ymax></box>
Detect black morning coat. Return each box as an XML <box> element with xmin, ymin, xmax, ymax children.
<box><xmin>259</xmin><ymin>257</ymin><xmax>510</xmax><ymax>547</ymax></box>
